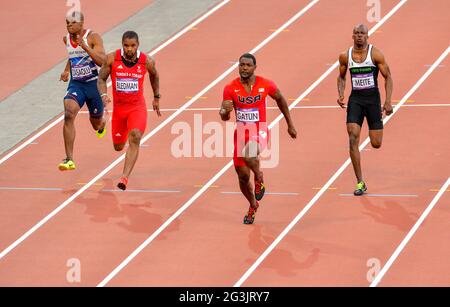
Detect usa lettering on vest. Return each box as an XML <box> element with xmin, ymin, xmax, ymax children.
<box><xmin>236</xmin><ymin>108</ymin><xmax>260</xmax><ymax>122</ymax></box>
<box><xmin>116</xmin><ymin>78</ymin><xmax>139</xmax><ymax>92</ymax></box>
<box><xmin>237</xmin><ymin>94</ymin><xmax>262</xmax><ymax>104</ymax></box>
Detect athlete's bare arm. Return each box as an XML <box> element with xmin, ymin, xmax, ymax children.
<box><xmin>60</xmin><ymin>60</ymin><xmax>70</xmax><ymax>82</ymax></box>
<box><xmin>97</xmin><ymin>52</ymin><xmax>114</xmax><ymax>106</ymax></box>
<box><xmin>73</xmin><ymin>32</ymin><xmax>106</xmax><ymax>67</ymax></box>
<box><xmin>337</xmin><ymin>51</ymin><xmax>348</xmax><ymax>108</ymax></box>
<box><xmin>270</xmin><ymin>89</ymin><xmax>297</xmax><ymax>139</ymax></box>
<box><xmin>146</xmin><ymin>56</ymin><xmax>161</xmax><ymax>117</ymax></box>
<box><xmin>60</xmin><ymin>37</ymin><xmax>70</xmax><ymax>82</ymax></box>
<box><xmin>219</xmin><ymin>99</ymin><xmax>233</xmax><ymax>121</ymax></box>
<box><xmin>372</xmin><ymin>47</ymin><xmax>393</xmax><ymax>115</ymax></box>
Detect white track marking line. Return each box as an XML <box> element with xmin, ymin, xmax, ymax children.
<box><xmin>97</xmin><ymin>0</ymin><xmax>321</xmax><ymax>287</ymax></box>
<box><xmin>0</xmin><ymin>187</ymin><xmax>63</xmax><ymax>191</ymax></box>
<box><xmin>370</xmin><ymin>177</ymin><xmax>450</xmax><ymax>287</ymax></box>
<box><xmin>77</xmin><ymin>103</ymin><xmax>450</xmax><ymax>113</ymax></box>
<box><xmin>97</xmin><ymin>160</ymin><xmax>234</xmax><ymax>287</ymax></box>
<box><xmin>98</xmin><ymin>0</ymin><xmax>411</xmax><ymax>286</ymax></box>
<box><xmin>0</xmin><ymin>0</ymin><xmax>231</xmax><ymax>166</ymax></box>
<box><xmin>235</xmin><ymin>44</ymin><xmax>450</xmax><ymax>287</ymax></box>
<box><xmin>339</xmin><ymin>194</ymin><xmax>418</xmax><ymax>197</ymax></box>
<box><xmin>221</xmin><ymin>191</ymin><xmax>299</xmax><ymax>196</ymax></box>
<box><xmin>101</xmin><ymin>189</ymin><xmax>181</xmax><ymax>193</ymax></box>
<box><xmin>0</xmin><ymin>0</ymin><xmax>319</xmax><ymax>263</ymax></box>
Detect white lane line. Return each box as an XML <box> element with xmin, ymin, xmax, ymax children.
<box><xmin>0</xmin><ymin>0</ymin><xmax>231</xmax><ymax>166</ymax></box>
<box><xmin>102</xmin><ymin>189</ymin><xmax>181</xmax><ymax>193</ymax></box>
<box><xmin>0</xmin><ymin>187</ymin><xmax>63</xmax><ymax>191</ymax></box>
<box><xmin>339</xmin><ymin>194</ymin><xmax>418</xmax><ymax>197</ymax></box>
<box><xmin>0</xmin><ymin>0</ymin><xmax>319</xmax><ymax>263</ymax></box>
<box><xmin>402</xmin><ymin>103</ymin><xmax>450</xmax><ymax>107</ymax></box>
<box><xmin>235</xmin><ymin>44</ymin><xmax>450</xmax><ymax>287</ymax></box>
<box><xmin>97</xmin><ymin>0</ymin><xmax>321</xmax><ymax>287</ymax></box>
<box><xmin>99</xmin><ymin>160</ymin><xmax>234</xmax><ymax>287</ymax></box>
<box><xmin>221</xmin><ymin>191</ymin><xmax>299</xmax><ymax>196</ymax></box>
<box><xmin>370</xmin><ymin>177</ymin><xmax>450</xmax><ymax>287</ymax></box>
<box><xmin>78</xmin><ymin>103</ymin><xmax>450</xmax><ymax>114</ymax></box>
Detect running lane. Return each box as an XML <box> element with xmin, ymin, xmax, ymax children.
<box><xmin>98</xmin><ymin>0</ymin><xmax>406</xmax><ymax>286</ymax></box>
<box><xmin>373</xmin><ymin>57</ymin><xmax>450</xmax><ymax>287</ymax></box>
<box><xmin>240</xmin><ymin>0</ymin><xmax>450</xmax><ymax>286</ymax></box>
<box><xmin>0</xmin><ymin>0</ymin><xmax>317</xmax><ymax>286</ymax></box>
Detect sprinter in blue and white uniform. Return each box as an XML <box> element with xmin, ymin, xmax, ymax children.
<box><xmin>58</xmin><ymin>11</ymin><xmax>107</xmax><ymax>171</ymax></box>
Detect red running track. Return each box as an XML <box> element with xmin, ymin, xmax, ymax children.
<box><xmin>0</xmin><ymin>0</ymin><xmax>448</xmax><ymax>286</ymax></box>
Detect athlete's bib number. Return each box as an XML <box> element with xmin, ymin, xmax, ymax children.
<box><xmin>72</xmin><ymin>65</ymin><xmax>93</xmax><ymax>79</ymax></box>
<box><xmin>236</xmin><ymin>108</ymin><xmax>260</xmax><ymax>122</ymax></box>
<box><xmin>116</xmin><ymin>78</ymin><xmax>139</xmax><ymax>93</ymax></box>
<box><xmin>352</xmin><ymin>73</ymin><xmax>375</xmax><ymax>90</ymax></box>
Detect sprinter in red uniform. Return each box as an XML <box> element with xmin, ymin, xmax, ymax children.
<box><xmin>220</xmin><ymin>53</ymin><xmax>297</xmax><ymax>224</ymax></box>
<box><xmin>98</xmin><ymin>31</ymin><xmax>161</xmax><ymax>190</ymax></box>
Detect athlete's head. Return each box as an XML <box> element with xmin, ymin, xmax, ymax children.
<box><xmin>239</xmin><ymin>53</ymin><xmax>257</xmax><ymax>80</ymax></box>
<box><xmin>352</xmin><ymin>24</ymin><xmax>369</xmax><ymax>48</ymax></box>
<box><xmin>122</xmin><ymin>31</ymin><xmax>140</xmax><ymax>60</ymax></box>
<box><xmin>66</xmin><ymin>11</ymin><xmax>84</xmax><ymax>35</ymax></box>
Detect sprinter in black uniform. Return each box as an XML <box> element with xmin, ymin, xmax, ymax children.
<box><xmin>337</xmin><ymin>24</ymin><xmax>393</xmax><ymax>196</ymax></box>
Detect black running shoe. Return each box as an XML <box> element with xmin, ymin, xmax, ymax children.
<box><xmin>117</xmin><ymin>177</ymin><xmax>128</xmax><ymax>190</ymax></box>
<box><xmin>255</xmin><ymin>179</ymin><xmax>265</xmax><ymax>201</ymax></box>
<box><xmin>243</xmin><ymin>201</ymin><xmax>259</xmax><ymax>224</ymax></box>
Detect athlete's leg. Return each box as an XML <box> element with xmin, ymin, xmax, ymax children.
<box><xmin>113</xmin><ymin>139</ymin><xmax>127</xmax><ymax>190</ymax></box>
<box><xmin>347</xmin><ymin>123</ymin><xmax>363</xmax><ymax>183</ymax></box>
<box><xmin>85</xmin><ymin>83</ymin><xmax>106</xmax><ymax>134</ymax></box>
<box><xmin>63</xmin><ymin>98</ymin><xmax>81</xmax><ymax>160</ymax></box>
<box><xmin>112</xmin><ymin>106</ymin><xmax>128</xmax><ymax>152</ymax></box>
<box><xmin>367</xmin><ymin>103</ymin><xmax>384</xmax><ymax>149</ymax></box>
<box><xmin>116</xmin><ymin>105</ymin><xmax>147</xmax><ymax>190</ymax></box>
<box><xmin>242</xmin><ymin>141</ymin><xmax>263</xmax><ymax>182</ymax></box>
<box><xmin>114</xmin><ymin>143</ymin><xmax>126</xmax><ymax>151</ymax></box>
<box><xmin>89</xmin><ymin>116</ymin><xmax>106</xmax><ymax>131</ymax></box>
<box><xmin>369</xmin><ymin>129</ymin><xmax>383</xmax><ymax>148</ymax></box>
<box><xmin>122</xmin><ymin>128</ymin><xmax>142</xmax><ymax>179</ymax></box>
<box><xmin>242</xmin><ymin>140</ymin><xmax>266</xmax><ymax>201</ymax></box>
<box><xmin>234</xmin><ymin>165</ymin><xmax>258</xmax><ymax>210</ymax></box>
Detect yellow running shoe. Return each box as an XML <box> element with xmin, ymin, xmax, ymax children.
<box><xmin>58</xmin><ymin>158</ymin><xmax>76</xmax><ymax>171</ymax></box>
<box><xmin>96</xmin><ymin>127</ymin><xmax>106</xmax><ymax>139</ymax></box>
<box><xmin>354</xmin><ymin>181</ymin><xmax>367</xmax><ymax>196</ymax></box>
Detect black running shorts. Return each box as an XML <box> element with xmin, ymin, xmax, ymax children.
<box><xmin>346</xmin><ymin>93</ymin><xmax>383</xmax><ymax>130</ymax></box>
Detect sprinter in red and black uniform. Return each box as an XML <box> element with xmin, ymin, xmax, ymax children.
<box><xmin>98</xmin><ymin>31</ymin><xmax>161</xmax><ymax>190</ymax></box>
<box><xmin>220</xmin><ymin>53</ymin><xmax>297</xmax><ymax>224</ymax></box>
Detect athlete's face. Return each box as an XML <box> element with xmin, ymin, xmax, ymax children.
<box><xmin>352</xmin><ymin>26</ymin><xmax>368</xmax><ymax>47</ymax></box>
<box><xmin>239</xmin><ymin>57</ymin><xmax>256</xmax><ymax>79</ymax></box>
<box><xmin>66</xmin><ymin>17</ymin><xmax>83</xmax><ymax>35</ymax></box>
<box><xmin>122</xmin><ymin>38</ymin><xmax>139</xmax><ymax>60</ymax></box>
